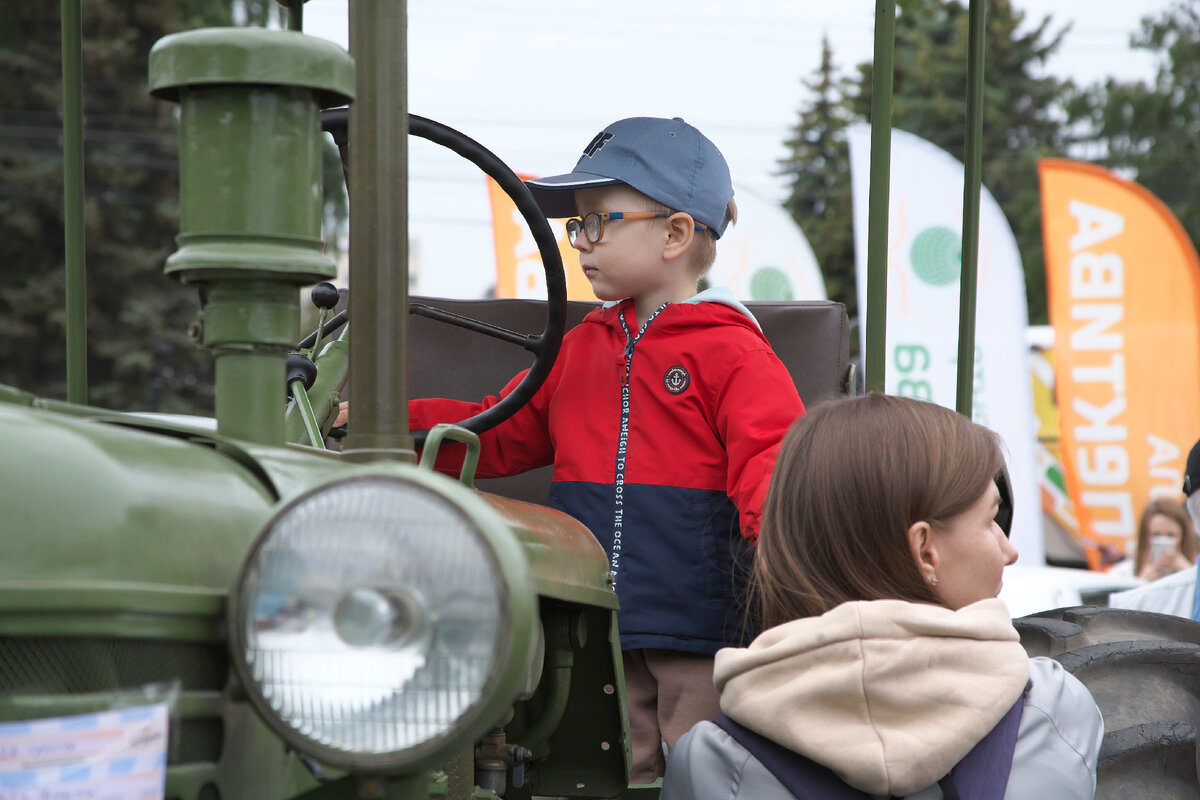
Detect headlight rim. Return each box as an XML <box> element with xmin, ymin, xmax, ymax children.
<box><xmin>228</xmin><ymin>469</ymin><xmax>537</xmax><ymax>774</ymax></box>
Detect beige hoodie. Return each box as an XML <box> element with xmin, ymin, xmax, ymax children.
<box><xmin>714</xmin><ymin>598</ymin><xmax>1029</xmax><ymax>797</ymax></box>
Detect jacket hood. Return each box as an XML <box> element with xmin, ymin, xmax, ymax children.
<box><xmin>592</xmin><ymin>287</ymin><xmax>765</xmax><ymax>336</ymax></box>
<box><xmin>714</xmin><ymin>598</ymin><xmax>1029</xmax><ymax>796</ymax></box>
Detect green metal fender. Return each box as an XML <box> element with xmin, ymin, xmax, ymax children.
<box><xmin>0</xmin><ymin>398</ymin><xmax>628</xmax><ymax>798</ymax></box>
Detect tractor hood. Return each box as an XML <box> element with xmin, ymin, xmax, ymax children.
<box><xmin>1</xmin><ymin>403</ymin><xmax>343</xmax><ymax>590</ymax></box>
<box><xmin>0</xmin><ymin>402</ymin><xmax>614</xmax><ymax>608</ymax></box>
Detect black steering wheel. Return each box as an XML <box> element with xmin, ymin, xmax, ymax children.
<box><xmin>318</xmin><ymin>110</ymin><xmax>567</xmax><ymax>447</ymax></box>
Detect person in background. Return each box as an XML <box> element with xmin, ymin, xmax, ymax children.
<box><xmin>1132</xmin><ymin>497</ymin><xmax>1196</xmax><ymax>582</ymax></box>
<box><xmin>661</xmin><ymin>394</ymin><xmax>1102</xmax><ymax>800</ymax></box>
<box><xmin>1109</xmin><ymin>438</ymin><xmax>1200</xmax><ymax>618</ymax></box>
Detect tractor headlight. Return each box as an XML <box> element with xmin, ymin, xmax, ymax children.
<box><xmin>229</xmin><ymin>472</ymin><xmax>536</xmax><ymax>772</ymax></box>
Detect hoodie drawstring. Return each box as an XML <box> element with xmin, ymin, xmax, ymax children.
<box><xmin>607</xmin><ymin>302</ymin><xmax>668</xmax><ymax>589</ymax></box>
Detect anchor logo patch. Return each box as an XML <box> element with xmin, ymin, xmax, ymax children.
<box><xmin>663</xmin><ymin>366</ymin><xmax>690</xmax><ymax>395</ymax></box>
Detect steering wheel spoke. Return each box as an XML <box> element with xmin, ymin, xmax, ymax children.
<box><xmin>409</xmin><ymin>303</ymin><xmax>539</xmax><ymax>352</ymax></box>
<box><xmin>314</xmin><ymin>110</ymin><xmax>568</xmax><ymax>447</ymax></box>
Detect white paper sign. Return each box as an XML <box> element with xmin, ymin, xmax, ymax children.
<box><xmin>0</xmin><ymin>704</ymin><xmax>168</xmax><ymax>800</ymax></box>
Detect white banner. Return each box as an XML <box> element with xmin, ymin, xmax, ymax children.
<box><xmin>847</xmin><ymin>124</ymin><xmax>1043</xmax><ymax>565</ymax></box>
<box><xmin>707</xmin><ymin>184</ymin><xmax>827</xmax><ymax>302</ymax></box>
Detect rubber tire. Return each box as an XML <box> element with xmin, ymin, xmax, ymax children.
<box><xmin>1014</xmin><ymin>606</ymin><xmax>1200</xmax><ymax>799</ymax></box>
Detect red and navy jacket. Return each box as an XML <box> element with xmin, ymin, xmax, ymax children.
<box><xmin>411</xmin><ymin>292</ymin><xmax>805</xmax><ymax>654</ymax></box>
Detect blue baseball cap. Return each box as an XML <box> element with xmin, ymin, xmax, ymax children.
<box><xmin>525</xmin><ymin>116</ymin><xmax>735</xmax><ymax>238</ymax></box>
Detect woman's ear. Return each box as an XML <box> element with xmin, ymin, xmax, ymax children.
<box><xmin>661</xmin><ymin>212</ymin><xmax>696</xmax><ymax>261</ymax></box>
<box><xmin>907</xmin><ymin>520</ymin><xmax>940</xmax><ymax>587</ymax></box>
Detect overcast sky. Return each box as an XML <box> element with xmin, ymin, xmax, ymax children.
<box><xmin>300</xmin><ymin>0</ymin><xmax>1173</xmax><ymax>297</ymax></box>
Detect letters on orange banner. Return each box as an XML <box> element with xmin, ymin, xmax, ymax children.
<box><xmin>1039</xmin><ymin>159</ymin><xmax>1200</xmax><ymax>568</ymax></box>
<box><xmin>486</xmin><ymin>173</ymin><xmax>595</xmax><ymax>301</ymax></box>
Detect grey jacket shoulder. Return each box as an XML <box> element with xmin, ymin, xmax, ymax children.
<box><xmin>660</xmin><ymin>721</ymin><xmax>789</xmax><ymax>800</ymax></box>
<box><xmin>1108</xmin><ymin>566</ymin><xmax>1196</xmax><ymax>617</ymax></box>
<box><xmin>1007</xmin><ymin>656</ymin><xmax>1102</xmax><ymax>800</ymax></box>
<box><xmin>661</xmin><ymin>656</ymin><xmax>1101</xmax><ymax>800</ymax></box>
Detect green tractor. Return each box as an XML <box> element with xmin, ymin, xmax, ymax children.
<box><xmin>3</xmin><ymin>1</ymin><xmax>1199</xmax><ymax>799</ymax></box>
<box><xmin>0</xmin><ymin>1</ymin><xmax>857</xmax><ymax>796</ymax></box>
<box><xmin>0</xmin><ymin>5</ymin><xmax>635</xmax><ymax>799</ymax></box>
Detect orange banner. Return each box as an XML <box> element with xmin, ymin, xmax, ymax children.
<box><xmin>488</xmin><ymin>174</ymin><xmax>596</xmax><ymax>301</ymax></box>
<box><xmin>1039</xmin><ymin>159</ymin><xmax>1200</xmax><ymax>567</ymax></box>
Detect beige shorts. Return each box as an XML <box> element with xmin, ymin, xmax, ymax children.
<box><xmin>622</xmin><ymin>648</ymin><xmax>721</xmax><ymax>784</ymax></box>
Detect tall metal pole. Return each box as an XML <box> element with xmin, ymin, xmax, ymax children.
<box><xmin>342</xmin><ymin>0</ymin><xmax>415</xmax><ymax>460</ymax></box>
<box><xmin>60</xmin><ymin>0</ymin><xmax>86</xmax><ymax>404</ymax></box>
<box><xmin>286</xmin><ymin>0</ymin><xmax>303</xmax><ymax>31</ymax></box>
<box><xmin>864</xmin><ymin>0</ymin><xmax>896</xmax><ymax>394</ymax></box>
<box><xmin>956</xmin><ymin>0</ymin><xmax>987</xmax><ymax>418</ymax></box>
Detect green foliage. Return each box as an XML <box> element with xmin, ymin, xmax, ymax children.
<box><xmin>779</xmin><ymin>38</ymin><xmax>857</xmax><ymax>323</ymax></box>
<box><xmin>0</xmin><ymin>0</ymin><xmax>342</xmax><ymax>413</ymax></box>
<box><xmin>1064</xmin><ymin>1</ymin><xmax>1200</xmax><ymax>250</ymax></box>
<box><xmin>780</xmin><ymin>0</ymin><xmax>1072</xmax><ymax>325</ymax></box>
<box><xmin>0</xmin><ymin>2</ymin><xmax>209</xmax><ymax>411</ymax></box>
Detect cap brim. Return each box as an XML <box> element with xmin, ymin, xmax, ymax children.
<box><xmin>524</xmin><ymin>172</ymin><xmax>622</xmax><ymax>218</ymax></box>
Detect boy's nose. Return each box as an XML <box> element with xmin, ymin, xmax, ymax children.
<box><xmin>570</xmin><ymin>232</ymin><xmax>592</xmax><ymax>253</ymax></box>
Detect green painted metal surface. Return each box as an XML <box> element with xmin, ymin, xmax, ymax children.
<box><xmin>0</xmin><ymin>403</ymin><xmax>339</xmax><ymax>588</ymax></box>
<box><xmin>0</xmin><ymin>399</ymin><xmax>365</xmax><ymax>799</ymax></box>
<box><xmin>12</xmin><ymin>3</ymin><xmax>644</xmax><ymax>796</ymax></box>
<box><xmin>485</xmin><ymin>496</ymin><xmax>618</xmax><ymax>611</ymax></box>
<box><xmin>0</xmin><ymin>390</ymin><xmax>626</xmax><ymax>793</ymax></box>
<box><xmin>342</xmin><ymin>1</ymin><xmax>414</xmax><ymax>459</ymax></box>
<box><xmin>864</xmin><ymin>0</ymin><xmax>896</xmax><ymax>394</ymax></box>
<box><xmin>419</xmin><ymin>425</ymin><xmax>482</xmax><ymax>489</ymax></box>
<box><xmin>200</xmin><ymin>281</ymin><xmax>300</xmax><ymax>444</ymax></box>
<box><xmin>225</xmin><ymin>465</ymin><xmax>544</xmax><ymax>777</ymax></box>
<box><xmin>0</xmin><ymin>584</ymin><xmax>224</xmax><ymax>640</ymax></box>
<box><xmin>149</xmin><ymin>28</ymin><xmax>354</xmax><ymax>447</ymax></box>
<box><xmin>148</xmin><ymin>28</ymin><xmax>354</xmax><ymax>108</ymax></box>
<box><xmin>285</xmin><ymin>329</ymin><xmax>349</xmax><ymax>447</ymax></box>
<box><xmin>0</xmin><ymin>394</ymin><xmax>617</xmax><ymax>634</ymax></box>
<box><xmin>956</xmin><ymin>0</ymin><xmax>988</xmax><ymax>418</ymax></box>
<box><xmin>289</xmin><ymin>377</ymin><xmax>326</xmax><ymax>449</ymax></box>
<box><xmin>59</xmin><ymin>0</ymin><xmax>86</xmax><ymax>404</ymax></box>
<box><xmin>165</xmin><ymin>84</ymin><xmax>334</xmax><ymax>281</ymax></box>
<box><xmin>150</xmin><ymin>29</ymin><xmax>352</xmax><ymax>283</ymax></box>
<box><xmin>286</xmin><ymin>0</ymin><xmax>304</xmax><ymax>32</ymax></box>
<box><xmin>509</xmin><ymin>605</ymin><xmax>630</xmax><ymax>796</ymax></box>
<box><xmin>149</xmin><ymin>29</ymin><xmax>351</xmax><ymax>280</ymax></box>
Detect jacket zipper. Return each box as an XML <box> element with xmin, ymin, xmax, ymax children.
<box><xmin>609</xmin><ymin>303</ymin><xmax>668</xmax><ymax>589</ymax></box>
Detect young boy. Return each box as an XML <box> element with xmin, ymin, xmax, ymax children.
<box><xmin>414</xmin><ymin>116</ymin><xmax>805</xmax><ymax>782</ymax></box>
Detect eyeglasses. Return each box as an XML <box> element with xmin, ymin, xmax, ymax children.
<box><xmin>565</xmin><ymin>211</ymin><xmax>708</xmax><ymax>246</ymax></box>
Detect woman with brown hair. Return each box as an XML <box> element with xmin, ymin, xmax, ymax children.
<box><xmin>1133</xmin><ymin>497</ymin><xmax>1197</xmax><ymax>582</ymax></box>
<box><xmin>661</xmin><ymin>394</ymin><xmax>1102</xmax><ymax>800</ymax></box>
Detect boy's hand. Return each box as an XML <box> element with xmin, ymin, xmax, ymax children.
<box><xmin>333</xmin><ymin>401</ymin><xmax>350</xmax><ymax>429</ymax></box>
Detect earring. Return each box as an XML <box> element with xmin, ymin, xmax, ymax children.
<box><xmin>931</xmin><ymin>576</ymin><xmax>939</xmax><ymax>587</ymax></box>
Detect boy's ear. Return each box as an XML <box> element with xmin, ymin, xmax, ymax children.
<box><xmin>907</xmin><ymin>520</ymin><xmax>939</xmax><ymax>585</ymax></box>
<box><xmin>661</xmin><ymin>212</ymin><xmax>696</xmax><ymax>261</ymax></box>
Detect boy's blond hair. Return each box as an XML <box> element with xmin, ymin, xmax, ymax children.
<box><xmin>642</xmin><ymin>195</ymin><xmax>738</xmax><ymax>278</ymax></box>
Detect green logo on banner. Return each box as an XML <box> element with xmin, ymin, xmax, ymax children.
<box><xmin>909</xmin><ymin>226</ymin><xmax>962</xmax><ymax>286</ymax></box>
<box><xmin>749</xmin><ymin>266</ymin><xmax>793</xmax><ymax>301</ymax></box>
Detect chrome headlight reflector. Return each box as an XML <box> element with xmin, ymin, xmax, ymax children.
<box><xmin>230</xmin><ymin>473</ymin><xmax>534</xmax><ymax>771</ymax></box>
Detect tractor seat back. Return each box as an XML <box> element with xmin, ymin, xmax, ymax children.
<box><xmin>407</xmin><ymin>296</ymin><xmax>852</xmax><ymax>506</ymax></box>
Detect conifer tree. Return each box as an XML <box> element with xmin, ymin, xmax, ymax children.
<box><xmin>1065</xmin><ymin>1</ymin><xmax>1200</xmax><ymax>250</ymax></box>
<box><xmin>0</xmin><ymin>1</ymin><xmax>347</xmax><ymax>414</ymax></box>
<box><xmin>779</xmin><ymin>37</ymin><xmax>857</xmax><ymax>325</ymax></box>
<box><xmin>780</xmin><ymin>0</ymin><xmax>1072</xmax><ymax>324</ymax></box>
